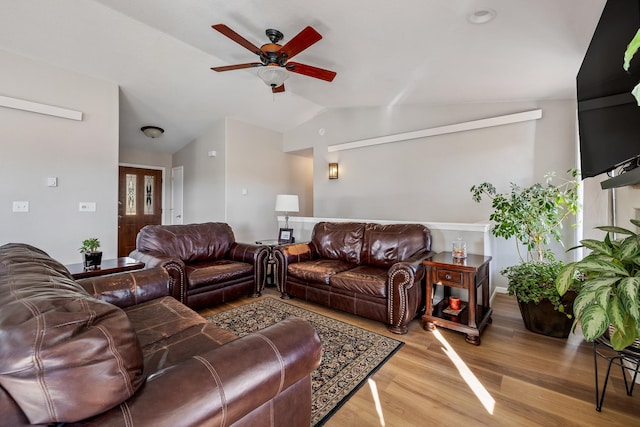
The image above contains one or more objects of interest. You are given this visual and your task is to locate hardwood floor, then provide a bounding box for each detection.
[200,289,640,426]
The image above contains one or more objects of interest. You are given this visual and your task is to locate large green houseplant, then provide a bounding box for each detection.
[471,170,581,336]
[556,220,640,351]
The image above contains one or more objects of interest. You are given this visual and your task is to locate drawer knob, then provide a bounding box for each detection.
[445,274,452,280]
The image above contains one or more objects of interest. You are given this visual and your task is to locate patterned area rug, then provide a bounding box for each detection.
[206,297,403,426]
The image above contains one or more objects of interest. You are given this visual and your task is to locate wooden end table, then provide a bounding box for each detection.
[66,257,145,279]
[422,252,492,345]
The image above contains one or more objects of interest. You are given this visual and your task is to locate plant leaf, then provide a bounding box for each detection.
[623,28,640,71]
[555,263,576,296]
[576,258,630,276]
[618,276,640,322]
[610,316,638,350]
[618,235,640,260]
[632,83,640,106]
[579,304,609,341]
[579,239,613,256]
[596,226,635,235]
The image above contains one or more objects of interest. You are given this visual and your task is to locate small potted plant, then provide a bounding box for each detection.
[556,220,640,351]
[79,237,102,270]
[471,169,581,337]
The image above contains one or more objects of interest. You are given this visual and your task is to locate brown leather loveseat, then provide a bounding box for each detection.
[0,243,321,426]
[129,222,269,309]
[273,222,433,334]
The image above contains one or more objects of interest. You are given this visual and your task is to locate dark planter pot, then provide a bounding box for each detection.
[83,252,103,270]
[517,291,576,338]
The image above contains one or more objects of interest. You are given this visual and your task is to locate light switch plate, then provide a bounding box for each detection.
[47,177,58,187]
[79,202,96,212]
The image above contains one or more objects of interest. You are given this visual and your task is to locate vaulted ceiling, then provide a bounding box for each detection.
[0,0,606,154]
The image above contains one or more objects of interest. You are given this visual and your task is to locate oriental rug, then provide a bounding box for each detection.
[206,297,403,426]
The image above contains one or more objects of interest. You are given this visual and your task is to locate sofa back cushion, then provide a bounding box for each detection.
[136,222,235,262]
[362,224,431,268]
[0,243,145,424]
[311,222,366,264]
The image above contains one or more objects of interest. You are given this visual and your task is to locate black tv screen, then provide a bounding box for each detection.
[577,0,640,178]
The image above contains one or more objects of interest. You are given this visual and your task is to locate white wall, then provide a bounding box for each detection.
[172,119,227,223]
[0,50,119,264]
[172,118,312,243]
[284,99,582,289]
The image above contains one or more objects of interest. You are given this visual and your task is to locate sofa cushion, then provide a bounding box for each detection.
[0,243,145,424]
[330,265,388,298]
[124,296,238,375]
[311,222,366,264]
[185,260,253,289]
[288,259,356,285]
[362,223,429,268]
[136,222,235,262]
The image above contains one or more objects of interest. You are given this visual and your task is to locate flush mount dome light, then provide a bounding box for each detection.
[141,126,164,138]
[467,9,497,24]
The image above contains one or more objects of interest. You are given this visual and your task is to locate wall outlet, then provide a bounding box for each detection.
[12,201,29,212]
[79,202,96,212]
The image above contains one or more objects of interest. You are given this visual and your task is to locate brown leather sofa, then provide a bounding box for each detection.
[273,222,433,334]
[0,243,321,427]
[129,222,269,310]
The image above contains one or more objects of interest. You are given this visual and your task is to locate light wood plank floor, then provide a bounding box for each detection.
[200,289,640,426]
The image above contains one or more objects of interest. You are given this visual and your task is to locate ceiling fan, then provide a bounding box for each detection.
[211,24,337,93]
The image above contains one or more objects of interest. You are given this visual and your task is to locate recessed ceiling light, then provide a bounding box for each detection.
[467,9,497,24]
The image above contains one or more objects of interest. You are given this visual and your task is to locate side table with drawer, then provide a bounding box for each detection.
[421,252,492,345]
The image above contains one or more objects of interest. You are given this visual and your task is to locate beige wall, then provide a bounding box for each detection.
[0,50,119,264]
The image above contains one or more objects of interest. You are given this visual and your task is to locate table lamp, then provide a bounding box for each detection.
[275,194,299,229]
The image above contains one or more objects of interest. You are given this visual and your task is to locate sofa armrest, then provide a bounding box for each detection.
[272,243,314,293]
[129,250,186,303]
[80,317,322,427]
[386,250,434,334]
[228,242,270,295]
[76,267,171,308]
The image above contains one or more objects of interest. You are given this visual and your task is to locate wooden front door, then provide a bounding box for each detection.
[118,166,162,257]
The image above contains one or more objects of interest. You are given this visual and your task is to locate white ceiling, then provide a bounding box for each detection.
[0,0,606,154]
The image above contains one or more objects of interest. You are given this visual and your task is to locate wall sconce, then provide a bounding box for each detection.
[329,163,339,179]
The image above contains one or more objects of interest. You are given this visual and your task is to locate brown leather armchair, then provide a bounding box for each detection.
[129,222,270,309]
[0,243,321,426]
[273,222,433,334]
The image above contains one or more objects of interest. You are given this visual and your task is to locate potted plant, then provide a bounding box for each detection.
[471,169,581,337]
[556,220,640,351]
[79,237,102,270]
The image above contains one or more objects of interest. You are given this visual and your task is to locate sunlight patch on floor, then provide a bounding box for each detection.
[367,378,386,426]
[433,328,496,414]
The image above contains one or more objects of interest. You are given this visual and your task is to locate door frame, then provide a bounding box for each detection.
[119,163,167,225]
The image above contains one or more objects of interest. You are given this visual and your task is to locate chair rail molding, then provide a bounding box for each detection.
[0,95,83,121]
[327,109,542,152]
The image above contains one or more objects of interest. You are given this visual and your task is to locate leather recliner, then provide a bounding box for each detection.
[129,222,270,309]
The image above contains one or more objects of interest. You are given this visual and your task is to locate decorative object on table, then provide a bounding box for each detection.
[275,194,299,240]
[555,219,640,351]
[79,237,102,270]
[449,296,461,310]
[328,162,339,179]
[452,236,467,259]
[471,169,581,338]
[277,227,293,244]
[206,297,403,427]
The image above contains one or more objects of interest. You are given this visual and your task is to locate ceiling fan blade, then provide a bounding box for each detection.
[211,62,261,72]
[272,84,285,93]
[212,24,261,55]
[286,62,336,82]
[279,26,322,60]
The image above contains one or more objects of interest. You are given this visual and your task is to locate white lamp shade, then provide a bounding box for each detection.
[257,66,289,87]
[275,194,299,212]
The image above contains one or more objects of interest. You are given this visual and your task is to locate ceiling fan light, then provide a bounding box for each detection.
[257,66,289,87]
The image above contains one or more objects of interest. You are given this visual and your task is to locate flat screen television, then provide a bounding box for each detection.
[577,0,640,181]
